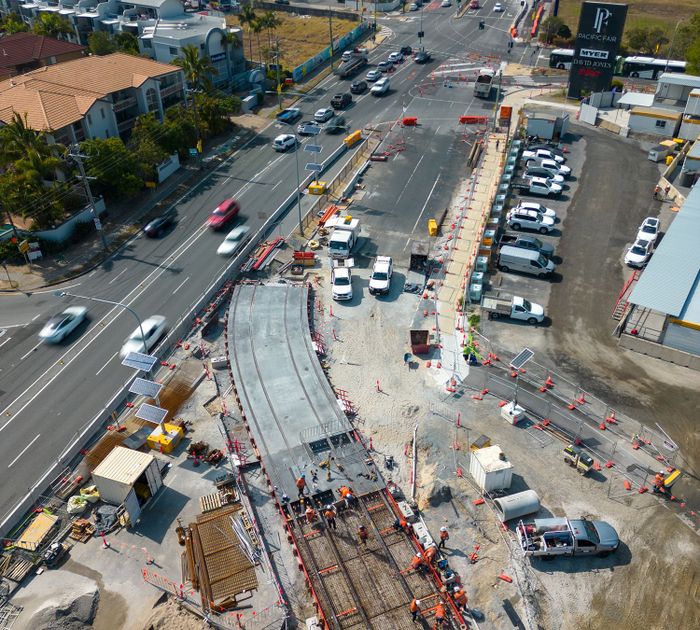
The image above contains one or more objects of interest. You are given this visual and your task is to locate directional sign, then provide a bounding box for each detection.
[189,148,198,157]
[304,144,323,153]
[305,163,323,172]
[18,240,29,254]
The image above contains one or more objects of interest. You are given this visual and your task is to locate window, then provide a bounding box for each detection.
[87,113,92,124]
[200,43,205,50]
[143,40,152,49]
[101,109,105,119]
[655,120,666,128]
[169,47,178,55]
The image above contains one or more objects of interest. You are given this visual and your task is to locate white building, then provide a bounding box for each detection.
[628,106,681,138]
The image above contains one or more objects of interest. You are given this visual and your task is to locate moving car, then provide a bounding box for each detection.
[207,198,240,230]
[369,256,393,295]
[409,2,419,10]
[341,50,353,62]
[506,208,555,234]
[39,306,88,343]
[331,266,353,301]
[275,107,301,124]
[324,115,347,134]
[331,92,352,109]
[387,51,403,63]
[350,80,368,94]
[272,133,296,152]
[143,210,176,237]
[314,107,334,122]
[414,50,431,64]
[636,217,660,244]
[514,201,557,220]
[624,239,652,268]
[370,78,390,95]
[297,120,322,136]
[441,0,452,6]
[469,0,480,8]
[522,148,565,164]
[493,2,504,11]
[366,69,382,81]
[377,60,393,72]
[217,225,250,256]
[400,46,413,56]
[119,315,168,358]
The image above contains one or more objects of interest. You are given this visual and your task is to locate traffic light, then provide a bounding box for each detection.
[479,20,485,30]
[418,31,424,38]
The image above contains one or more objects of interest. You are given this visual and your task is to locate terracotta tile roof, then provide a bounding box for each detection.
[0,33,86,72]
[0,53,181,132]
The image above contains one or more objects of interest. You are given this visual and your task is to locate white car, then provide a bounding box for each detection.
[341,50,353,62]
[636,217,660,244]
[331,267,353,301]
[507,208,555,234]
[272,133,296,152]
[366,69,382,82]
[493,2,504,11]
[369,256,393,295]
[119,315,168,359]
[515,201,557,220]
[525,168,565,184]
[217,225,250,256]
[388,51,403,63]
[314,107,334,122]
[522,148,565,164]
[39,306,88,343]
[370,78,390,95]
[624,239,652,268]
[527,157,571,177]
[409,1,419,9]
[441,0,452,6]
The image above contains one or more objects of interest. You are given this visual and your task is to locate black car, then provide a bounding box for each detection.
[274,0,289,4]
[414,51,431,64]
[325,115,347,134]
[350,80,367,94]
[143,210,176,237]
[331,92,352,109]
[400,45,413,56]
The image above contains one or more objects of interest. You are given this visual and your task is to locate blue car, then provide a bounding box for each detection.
[276,107,301,124]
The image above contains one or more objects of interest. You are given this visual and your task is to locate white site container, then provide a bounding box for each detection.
[469,445,513,492]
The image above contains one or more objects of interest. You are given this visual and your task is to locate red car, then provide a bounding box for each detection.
[207,198,240,230]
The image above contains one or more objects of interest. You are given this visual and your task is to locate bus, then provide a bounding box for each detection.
[618,56,686,79]
[548,48,574,70]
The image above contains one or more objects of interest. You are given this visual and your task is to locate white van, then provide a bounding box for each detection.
[498,245,554,279]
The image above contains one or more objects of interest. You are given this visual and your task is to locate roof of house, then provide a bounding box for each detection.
[0,52,181,131]
[658,73,700,89]
[630,107,682,121]
[0,33,85,73]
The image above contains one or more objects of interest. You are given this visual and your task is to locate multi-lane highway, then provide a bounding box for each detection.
[0,1,533,526]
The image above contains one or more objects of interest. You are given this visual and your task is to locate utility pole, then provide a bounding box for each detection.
[664,20,683,74]
[328,5,334,71]
[492,70,503,131]
[70,145,108,251]
[273,37,282,110]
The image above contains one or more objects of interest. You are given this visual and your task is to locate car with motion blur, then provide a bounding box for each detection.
[350,80,368,94]
[217,225,251,256]
[207,198,240,230]
[143,210,176,237]
[400,45,413,56]
[414,50,431,64]
[297,120,322,136]
[441,0,452,7]
[469,0,480,8]
[370,77,390,95]
[624,239,652,268]
[324,115,347,134]
[39,306,88,343]
[636,217,660,244]
[331,92,352,109]
[275,107,301,124]
[272,133,297,152]
[366,69,382,81]
[314,107,334,122]
[409,2,419,10]
[387,51,403,63]
[119,315,168,358]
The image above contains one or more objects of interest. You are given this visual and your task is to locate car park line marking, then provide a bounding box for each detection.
[0,336,11,349]
[7,434,41,468]
[20,342,41,361]
[96,352,118,376]
[107,268,128,285]
[31,314,40,321]
[412,174,441,234]
[172,276,190,295]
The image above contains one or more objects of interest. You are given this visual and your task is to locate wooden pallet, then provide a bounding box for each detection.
[199,493,224,514]
[1,554,34,582]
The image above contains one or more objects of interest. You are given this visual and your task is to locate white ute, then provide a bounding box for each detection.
[369,256,393,295]
[331,264,353,301]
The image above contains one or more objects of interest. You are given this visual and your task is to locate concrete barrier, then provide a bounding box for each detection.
[618,334,700,371]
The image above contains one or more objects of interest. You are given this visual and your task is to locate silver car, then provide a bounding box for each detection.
[39,306,88,343]
[119,315,168,358]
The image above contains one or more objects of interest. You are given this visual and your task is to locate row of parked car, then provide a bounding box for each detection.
[623,216,660,268]
[331,256,394,301]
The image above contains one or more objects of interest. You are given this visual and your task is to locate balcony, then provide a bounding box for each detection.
[113,95,137,113]
[159,83,183,99]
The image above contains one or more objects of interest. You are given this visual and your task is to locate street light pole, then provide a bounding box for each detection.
[664,20,683,75]
[277,121,305,235]
[55,290,146,345]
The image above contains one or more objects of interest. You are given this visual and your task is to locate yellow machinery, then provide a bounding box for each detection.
[428,219,438,237]
[563,444,594,475]
[147,423,184,454]
[343,130,362,148]
[308,181,327,195]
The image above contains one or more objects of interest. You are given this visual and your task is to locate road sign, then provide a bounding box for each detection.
[304,144,323,153]
[18,240,29,254]
[305,163,323,172]
[93,218,102,231]
[189,148,198,157]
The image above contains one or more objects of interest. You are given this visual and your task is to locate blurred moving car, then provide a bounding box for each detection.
[143,210,176,237]
[217,225,251,256]
[275,107,301,124]
[39,306,88,343]
[119,315,168,358]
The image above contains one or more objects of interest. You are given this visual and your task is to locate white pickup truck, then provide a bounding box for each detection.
[512,177,562,197]
[516,517,620,558]
[369,256,393,295]
[482,295,544,324]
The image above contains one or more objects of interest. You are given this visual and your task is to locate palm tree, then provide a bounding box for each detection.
[260,11,282,51]
[32,13,73,40]
[238,5,257,61]
[251,18,265,65]
[220,30,242,89]
[0,112,63,169]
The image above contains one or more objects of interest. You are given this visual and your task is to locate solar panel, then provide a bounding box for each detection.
[129,377,163,399]
[509,348,534,371]
[121,351,159,372]
[135,403,168,425]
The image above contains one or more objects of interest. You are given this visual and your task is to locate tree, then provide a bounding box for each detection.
[133,136,168,182]
[220,30,242,87]
[114,32,140,55]
[251,18,265,65]
[0,112,64,175]
[174,43,217,93]
[0,13,29,35]
[687,38,700,76]
[626,26,669,55]
[674,13,700,59]
[88,31,117,56]
[539,16,571,45]
[194,93,241,137]
[260,11,282,51]
[80,137,143,199]
[131,112,194,159]
[238,5,257,61]
[32,13,73,39]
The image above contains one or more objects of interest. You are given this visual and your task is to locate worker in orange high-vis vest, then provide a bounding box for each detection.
[409,598,422,622]
[438,526,449,549]
[435,602,446,627]
[453,586,468,613]
[424,545,437,564]
[358,525,369,545]
[409,552,424,572]
[305,505,317,524]
[296,473,307,498]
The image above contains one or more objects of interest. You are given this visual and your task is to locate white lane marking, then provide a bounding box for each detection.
[88,271,97,278]
[31,314,40,321]
[172,276,190,295]
[0,322,26,329]
[395,155,425,206]
[0,336,12,349]
[412,174,441,234]
[8,434,41,468]
[271,180,283,191]
[107,268,128,285]
[96,351,118,376]
[20,342,41,361]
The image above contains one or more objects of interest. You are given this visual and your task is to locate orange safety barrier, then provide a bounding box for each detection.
[318,204,340,227]
[402,116,418,126]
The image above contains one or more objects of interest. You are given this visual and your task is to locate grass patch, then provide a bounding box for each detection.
[226,11,358,70]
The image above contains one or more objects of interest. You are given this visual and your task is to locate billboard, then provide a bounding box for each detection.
[567,2,628,99]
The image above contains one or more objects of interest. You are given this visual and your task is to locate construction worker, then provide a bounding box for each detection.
[324,505,337,530]
[358,525,369,545]
[296,473,307,498]
[453,586,469,613]
[305,505,317,524]
[409,598,422,622]
[339,485,356,510]
[424,545,438,564]
[653,471,666,493]
[409,552,424,572]
[438,526,449,549]
[435,602,446,627]
[393,517,409,534]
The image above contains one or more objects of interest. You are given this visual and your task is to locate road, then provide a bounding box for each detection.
[0,0,527,526]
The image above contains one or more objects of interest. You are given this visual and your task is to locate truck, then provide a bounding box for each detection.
[335,50,368,79]
[481,294,544,324]
[473,68,494,98]
[516,517,620,558]
[326,215,360,258]
[511,176,562,197]
[369,256,393,295]
[498,233,554,257]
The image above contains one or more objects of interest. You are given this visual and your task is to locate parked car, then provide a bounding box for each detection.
[526,157,571,177]
[119,315,168,358]
[414,50,431,64]
[370,78,390,95]
[217,225,250,256]
[275,107,301,124]
[522,148,565,164]
[377,60,393,73]
[143,210,176,237]
[272,133,296,152]
[366,69,382,81]
[388,51,403,63]
[624,239,652,267]
[514,201,557,220]
[207,198,240,229]
[369,256,393,295]
[441,0,452,6]
[400,46,413,56]
[331,266,353,301]
[331,92,352,109]
[507,208,555,234]
[525,167,565,184]
[636,217,660,244]
[350,80,368,94]
[526,142,565,157]
[39,306,88,343]
[314,107,334,122]
[297,120,322,136]
[498,246,555,279]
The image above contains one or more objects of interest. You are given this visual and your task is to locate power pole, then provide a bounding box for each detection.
[328,5,334,71]
[274,38,282,110]
[70,145,108,251]
[492,70,503,131]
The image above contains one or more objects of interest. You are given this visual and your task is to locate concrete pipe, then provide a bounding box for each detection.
[493,490,540,522]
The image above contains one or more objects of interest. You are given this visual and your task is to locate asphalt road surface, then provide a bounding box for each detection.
[0,1,530,524]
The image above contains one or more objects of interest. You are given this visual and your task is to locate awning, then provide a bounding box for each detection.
[617,92,654,107]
